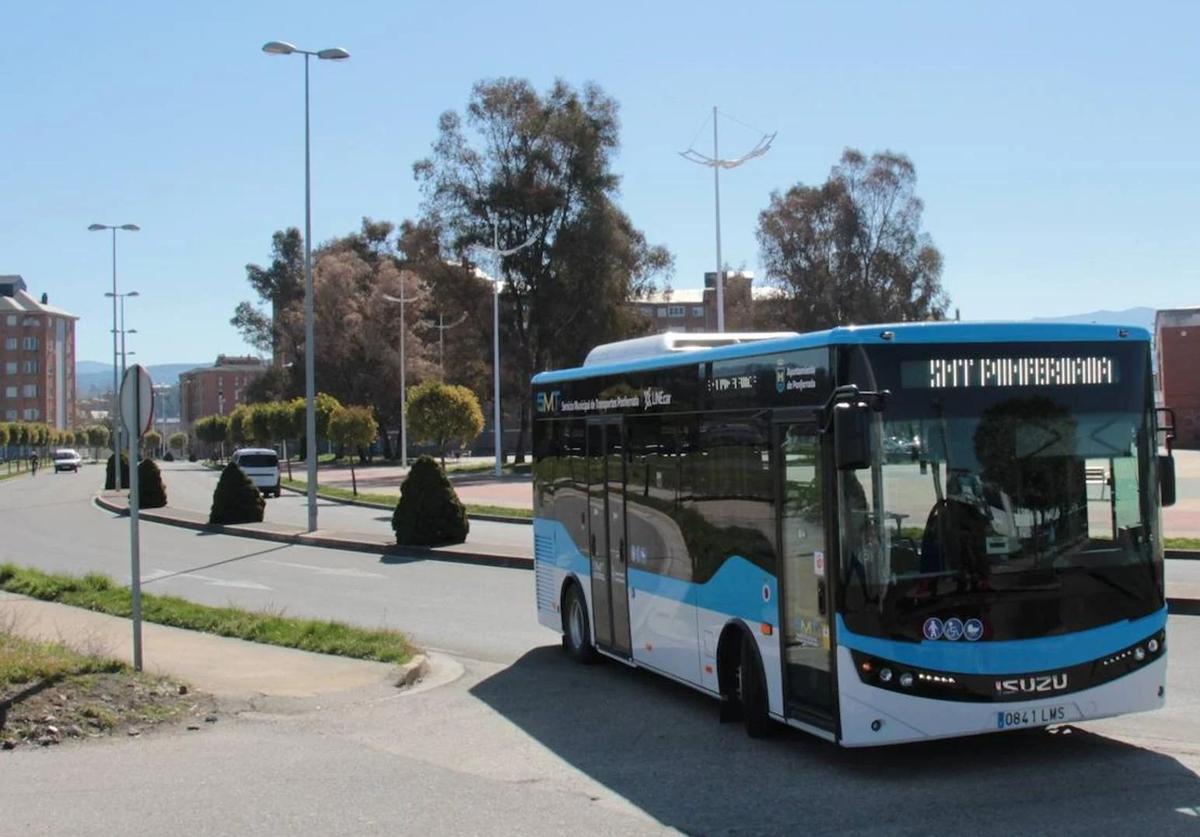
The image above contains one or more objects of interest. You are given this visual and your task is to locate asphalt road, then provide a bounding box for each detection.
[3,465,1200,835]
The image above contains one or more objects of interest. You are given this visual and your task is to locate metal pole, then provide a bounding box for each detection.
[712,105,725,333]
[399,289,407,468]
[119,298,127,377]
[111,229,122,490]
[127,381,143,671]
[493,223,502,477]
[303,53,318,533]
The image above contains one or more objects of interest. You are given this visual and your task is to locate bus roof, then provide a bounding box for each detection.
[531,321,1152,385]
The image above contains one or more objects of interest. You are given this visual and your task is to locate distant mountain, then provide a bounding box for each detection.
[75,361,205,397]
[1031,307,1156,333]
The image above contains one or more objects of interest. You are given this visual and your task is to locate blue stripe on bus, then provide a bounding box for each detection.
[532,322,1150,384]
[533,518,779,625]
[836,607,1167,675]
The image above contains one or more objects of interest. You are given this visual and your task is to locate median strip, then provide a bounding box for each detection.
[279,478,533,521]
[0,564,412,664]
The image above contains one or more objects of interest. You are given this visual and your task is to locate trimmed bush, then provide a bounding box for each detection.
[392,456,469,546]
[104,453,130,490]
[137,458,168,509]
[209,462,265,525]
[163,451,175,462]
[187,452,197,462]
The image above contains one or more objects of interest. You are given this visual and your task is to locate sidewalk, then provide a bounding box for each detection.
[0,592,407,702]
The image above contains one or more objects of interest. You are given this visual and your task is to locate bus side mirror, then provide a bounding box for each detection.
[1159,454,1176,508]
[834,402,871,470]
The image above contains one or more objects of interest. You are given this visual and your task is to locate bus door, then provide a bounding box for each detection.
[587,418,631,657]
[774,418,836,725]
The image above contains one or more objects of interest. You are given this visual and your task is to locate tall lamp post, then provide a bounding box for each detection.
[381,290,417,468]
[106,290,139,376]
[679,108,775,332]
[479,220,536,477]
[262,40,350,533]
[89,223,139,489]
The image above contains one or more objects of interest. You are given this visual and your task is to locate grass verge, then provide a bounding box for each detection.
[1165,537,1200,550]
[1,631,211,749]
[0,564,412,664]
[281,478,533,520]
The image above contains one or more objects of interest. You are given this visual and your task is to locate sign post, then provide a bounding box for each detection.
[119,364,154,671]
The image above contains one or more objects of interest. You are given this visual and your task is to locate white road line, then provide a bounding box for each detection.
[260,559,386,579]
[144,568,273,590]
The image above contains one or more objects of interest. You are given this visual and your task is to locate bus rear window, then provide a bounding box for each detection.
[237,454,278,468]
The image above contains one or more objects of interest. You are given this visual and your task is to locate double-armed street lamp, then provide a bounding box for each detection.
[261,40,349,533]
[89,223,139,489]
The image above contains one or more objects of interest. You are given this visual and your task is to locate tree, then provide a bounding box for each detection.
[104,453,130,491]
[392,456,469,545]
[756,148,949,332]
[226,404,252,448]
[86,425,109,462]
[406,380,485,469]
[168,431,188,457]
[231,228,305,363]
[209,461,266,525]
[414,78,672,461]
[142,430,162,457]
[267,401,297,480]
[248,403,274,447]
[194,415,230,460]
[327,405,379,495]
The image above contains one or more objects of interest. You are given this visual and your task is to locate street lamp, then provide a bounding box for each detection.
[262,39,349,533]
[478,220,536,477]
[105,290,139,377]
[89,222,139,490]
[382,291,417,468]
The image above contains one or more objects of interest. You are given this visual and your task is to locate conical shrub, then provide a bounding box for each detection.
[209,462,265,525]
[137,458,168,509]
[104,453,130,490]
[392,456,469,546]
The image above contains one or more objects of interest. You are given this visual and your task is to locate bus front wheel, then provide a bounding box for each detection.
[739,633,771,738]
[562,583,598,664]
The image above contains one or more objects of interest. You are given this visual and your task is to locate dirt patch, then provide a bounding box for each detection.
[1,647,218,751]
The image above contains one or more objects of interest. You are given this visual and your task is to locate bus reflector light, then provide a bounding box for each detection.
[760,623,773,636]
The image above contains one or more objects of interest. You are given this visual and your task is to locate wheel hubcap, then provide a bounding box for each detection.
[569,598,584,649]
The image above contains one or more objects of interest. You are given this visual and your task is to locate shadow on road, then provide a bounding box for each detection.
[471,647,1200,835]
[140,543,293,586]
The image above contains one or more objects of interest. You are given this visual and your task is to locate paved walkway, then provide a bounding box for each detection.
[0,592,407,702]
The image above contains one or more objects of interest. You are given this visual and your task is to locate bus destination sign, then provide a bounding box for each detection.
[901,356,1118,390]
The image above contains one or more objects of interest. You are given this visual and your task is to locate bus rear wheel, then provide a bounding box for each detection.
[562,583,598,664]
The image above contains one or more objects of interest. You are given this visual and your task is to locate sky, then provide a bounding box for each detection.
[2,0,1198,366]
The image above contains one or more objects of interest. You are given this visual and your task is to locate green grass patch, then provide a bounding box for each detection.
[0,632,122,688]
[0,564,412,664]
[282,478,533,519]
[1165,537,1200,550]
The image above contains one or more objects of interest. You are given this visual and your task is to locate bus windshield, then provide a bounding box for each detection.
[838,341,1163,643]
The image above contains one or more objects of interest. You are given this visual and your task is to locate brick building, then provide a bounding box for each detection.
[629,271,759,332]
[1156,307,1200,449]
[0,275,77,429]
[178,355,268,430]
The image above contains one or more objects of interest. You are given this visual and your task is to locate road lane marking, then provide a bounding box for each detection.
[260,559,385,579]
[144,568,273,590]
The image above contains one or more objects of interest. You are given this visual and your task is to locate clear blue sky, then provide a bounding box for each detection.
[3,0,1197,366]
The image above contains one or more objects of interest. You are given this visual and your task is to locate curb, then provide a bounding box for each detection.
[395,653,430,688]
[1166,549,1200,561]
[93,494,534,571]
[278,482,534,526]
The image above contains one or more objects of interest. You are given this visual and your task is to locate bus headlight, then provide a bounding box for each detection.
[1148,638,1159,654]
[879,668,893,683]
[899,672,914,688]
[1134,646,1146,662]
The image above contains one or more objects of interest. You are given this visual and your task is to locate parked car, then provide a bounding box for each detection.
[52,449,83,473]
[231,448,281,497]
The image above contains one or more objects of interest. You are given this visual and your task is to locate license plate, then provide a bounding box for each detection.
[996,706,1066,730]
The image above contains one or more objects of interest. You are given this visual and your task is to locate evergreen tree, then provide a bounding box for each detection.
[209,462,266,525]
[392,456,469,545]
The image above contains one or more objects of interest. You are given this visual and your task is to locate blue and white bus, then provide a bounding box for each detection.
[531,323,1176,746]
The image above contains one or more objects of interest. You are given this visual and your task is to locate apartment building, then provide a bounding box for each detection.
[178,355,268,430]
[628,271,762,332]
[1156,306,1200,449]
[0,275,77,429]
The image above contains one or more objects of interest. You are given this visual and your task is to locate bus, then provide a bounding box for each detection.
[530,323,1176,746]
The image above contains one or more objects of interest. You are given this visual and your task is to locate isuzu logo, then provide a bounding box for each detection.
[994,673,1068,695]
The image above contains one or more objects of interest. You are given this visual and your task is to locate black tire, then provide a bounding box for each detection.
[562,583,598,664]
[740,633,771,738]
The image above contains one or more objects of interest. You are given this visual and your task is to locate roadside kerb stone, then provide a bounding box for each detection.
[93,492,534,570]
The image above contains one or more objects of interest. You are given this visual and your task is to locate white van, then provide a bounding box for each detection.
[231,448,281,498]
